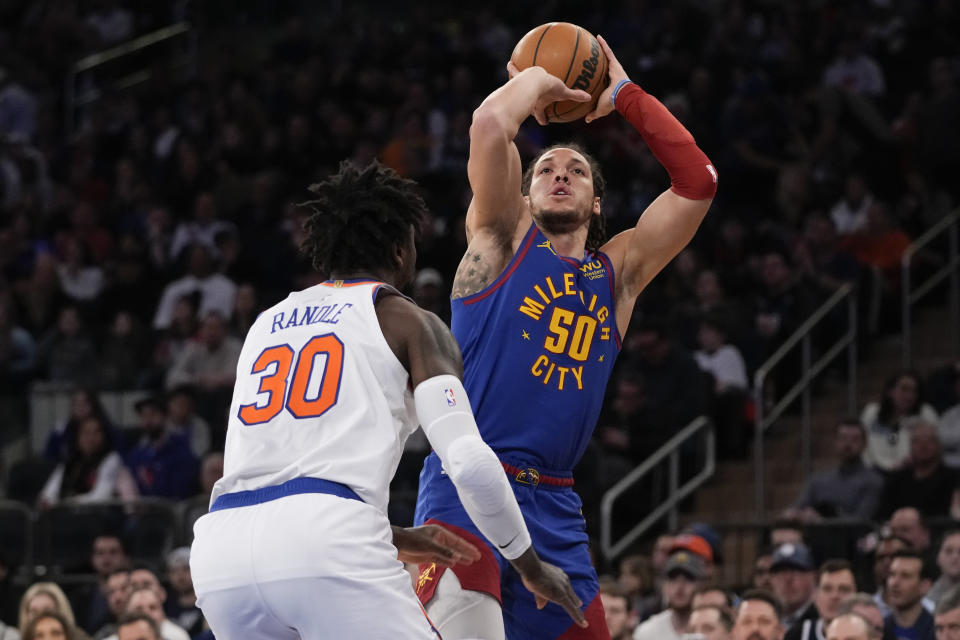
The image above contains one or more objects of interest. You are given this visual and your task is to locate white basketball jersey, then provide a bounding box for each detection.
[212,280,418,514]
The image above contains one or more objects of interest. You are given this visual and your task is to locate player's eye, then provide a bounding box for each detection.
[540,168,551,174]
[574,168,584,174]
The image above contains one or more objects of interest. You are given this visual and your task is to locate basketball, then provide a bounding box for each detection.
[510,22,609,123]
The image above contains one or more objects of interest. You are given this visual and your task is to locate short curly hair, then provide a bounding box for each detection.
[299,161,428,276]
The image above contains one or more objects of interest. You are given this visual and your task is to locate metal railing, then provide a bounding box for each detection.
[901,211,960,367]
[600,416,714,562]
[64,22,195,136]
[754,283,858,518]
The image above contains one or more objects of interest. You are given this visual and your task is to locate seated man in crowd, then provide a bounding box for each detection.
[784,419,884,522]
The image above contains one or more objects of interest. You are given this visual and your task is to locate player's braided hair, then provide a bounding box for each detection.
[521,142,607,254]
[299,160,427,276]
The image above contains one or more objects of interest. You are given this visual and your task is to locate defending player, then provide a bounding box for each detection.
[413,36,718,638]
[189,161,585,639]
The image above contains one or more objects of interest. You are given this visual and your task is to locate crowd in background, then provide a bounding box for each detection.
[1,0,960,638]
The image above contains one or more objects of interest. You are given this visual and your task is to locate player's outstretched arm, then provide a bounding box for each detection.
[376,294,586,627]
[587,36,718,330]
[466,66,590,241]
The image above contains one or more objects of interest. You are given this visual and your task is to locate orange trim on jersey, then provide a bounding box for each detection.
[319,279,384,288]
[418,601,443,639]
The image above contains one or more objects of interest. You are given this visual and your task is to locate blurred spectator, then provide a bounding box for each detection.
[873,534,911,617]
[103,588,187,640]
[770,543,817,628]
[652,535,676,577]
[152,245,236,331]
[123,396,196,500]
[83,0,133,45]
[13,253,64,337]
[91,569,130,640]
[693,587,735,614]
[836,594,887,640]
[0,67,37,143]
[164,310,240,429]
[43,390,112,464]
[928,531,960,606]
[22,611,74,640]
[57,235,104,306]
[754,548,775,592]
[694,314,749,458]
[162,549,200,637]
[164,311,240,391]
[933,588,960,640]
[167,193,233,264]
[771,520,807,548]
[825,614,872,640]
[594,374,650,476]
[17,584,83,639]
[784,419,883,522]
[785,560,857,640]
[0,297,36,391]
[228,284,258,340]
[861,371,939,472]
[618,554,658,623]
[695,315,748,395]
[114,614,160,640]
[822,39,886,99]
[634,552,705,640]
[164,387,210,458]
[412,268,449,325]
[688,605,734,640]
[600,578,636,640]
[793,213,862,297]
[37,415,137,507]
[884,551,935,640]
[830,175,875,236]
[670,534,717,583]
[98,312,150,390]
[150,297,197,378]
[878,422,958,518]
[841,202,911,308]
[746,248,816,396]
[732,590,784,640]
[629,319,710,441]
[73,535,129,634]
[888,508,932,553]
[938,369,960,467]
[36,307,97,384]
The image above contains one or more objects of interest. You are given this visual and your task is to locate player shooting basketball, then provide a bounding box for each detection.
[413,35,718,639]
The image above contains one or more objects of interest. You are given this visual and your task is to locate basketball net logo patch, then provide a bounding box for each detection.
[444,388,457,407]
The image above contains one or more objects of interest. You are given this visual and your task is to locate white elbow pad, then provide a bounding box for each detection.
[415,375,531,559]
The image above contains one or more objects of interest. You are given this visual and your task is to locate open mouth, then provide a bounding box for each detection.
[550,186,571,196]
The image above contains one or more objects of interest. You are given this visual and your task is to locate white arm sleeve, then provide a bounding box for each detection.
[415,374,532,560]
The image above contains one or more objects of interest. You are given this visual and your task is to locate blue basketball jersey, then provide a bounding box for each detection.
[451,222,620,471]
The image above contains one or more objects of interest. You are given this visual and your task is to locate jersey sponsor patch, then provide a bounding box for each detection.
[444,388,457,407]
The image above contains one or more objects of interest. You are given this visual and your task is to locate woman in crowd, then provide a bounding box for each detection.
[861,370,939,472]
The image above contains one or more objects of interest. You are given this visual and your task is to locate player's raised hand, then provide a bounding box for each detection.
[511,548,588,628]
[392,524,482,567]
[506,62,591,126]
[585,35,630,124]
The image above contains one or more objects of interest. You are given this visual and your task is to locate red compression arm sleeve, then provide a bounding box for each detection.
[615,83,718,200]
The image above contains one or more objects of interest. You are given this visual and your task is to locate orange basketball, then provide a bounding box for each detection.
[510,22,609,124]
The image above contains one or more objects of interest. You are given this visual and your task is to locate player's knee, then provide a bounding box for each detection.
[446,436,509,516]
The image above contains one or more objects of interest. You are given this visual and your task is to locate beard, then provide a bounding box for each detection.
[746,633,767,640]
[531,204,592,235]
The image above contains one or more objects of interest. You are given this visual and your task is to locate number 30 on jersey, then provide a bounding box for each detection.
[237,334,344,425]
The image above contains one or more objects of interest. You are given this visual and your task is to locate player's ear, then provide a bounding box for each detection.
[593,197,601,215]
[524,195,531,207]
